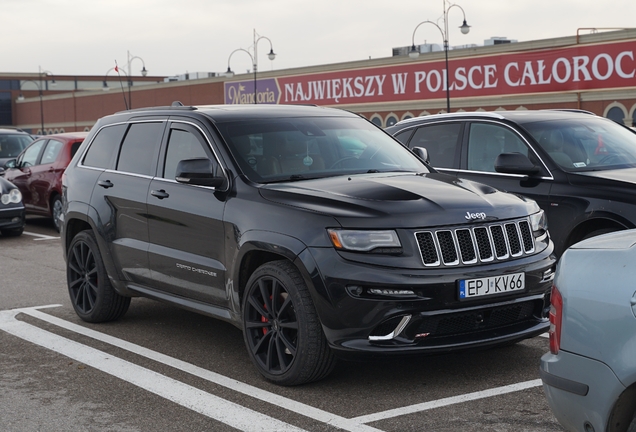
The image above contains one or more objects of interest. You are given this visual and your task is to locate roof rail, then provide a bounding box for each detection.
[392,111,505,127]
[544,109,595,115]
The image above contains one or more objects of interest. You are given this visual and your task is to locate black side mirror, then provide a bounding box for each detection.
[175,158,225,188]
[412,146,430,164]
[495,152,541,176]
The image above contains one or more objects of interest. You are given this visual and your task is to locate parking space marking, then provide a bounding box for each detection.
[1,305,548,432]
[350,379,543,424]
[5,305,382,432]
[0,306,307,432]
[23,231,60,241]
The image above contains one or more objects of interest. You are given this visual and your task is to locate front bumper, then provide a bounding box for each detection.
[306,245,556,357]
[541,350,625,432]
[0,206,25,231]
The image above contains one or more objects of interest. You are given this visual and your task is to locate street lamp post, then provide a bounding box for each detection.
[409,0,470,112]
[126,51,148,109]
[225,31,276,104]
[252,29,276,104]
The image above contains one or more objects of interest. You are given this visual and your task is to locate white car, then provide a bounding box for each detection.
[540,230,636,432]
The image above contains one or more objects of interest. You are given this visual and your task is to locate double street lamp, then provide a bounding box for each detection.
[225,30,276,104]
[409,0,471,112]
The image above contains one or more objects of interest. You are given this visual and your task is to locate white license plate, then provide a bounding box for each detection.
[459,272,525,299]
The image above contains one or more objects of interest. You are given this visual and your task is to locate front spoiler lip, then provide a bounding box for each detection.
[330,319,549,358]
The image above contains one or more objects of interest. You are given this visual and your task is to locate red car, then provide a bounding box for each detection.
[4,132,87,231]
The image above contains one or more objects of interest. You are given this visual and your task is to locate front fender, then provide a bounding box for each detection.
[228,230,332,322]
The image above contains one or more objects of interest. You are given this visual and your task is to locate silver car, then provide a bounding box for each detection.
[540,231,636,432]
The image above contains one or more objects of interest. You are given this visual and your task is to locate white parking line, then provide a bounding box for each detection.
[23,231,60,241]
[350,379,543,424]
[0,307,307,432]
[0,305,548,432]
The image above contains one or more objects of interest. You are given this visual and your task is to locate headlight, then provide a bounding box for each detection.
[1,188,22,205]
[529,209,547,232]
[328,229,401,252]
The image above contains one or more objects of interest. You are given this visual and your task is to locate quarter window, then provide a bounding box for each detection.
[117,122,164,176]
[83,124,127,169]
[467,123,530,172]
[408,123,462,168]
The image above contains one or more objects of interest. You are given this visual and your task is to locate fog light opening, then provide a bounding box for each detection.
[11,217,21,223]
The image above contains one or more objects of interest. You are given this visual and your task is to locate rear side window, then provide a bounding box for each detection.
[83,124,127,169]
[116,122,164,176]
[41,139,64,164]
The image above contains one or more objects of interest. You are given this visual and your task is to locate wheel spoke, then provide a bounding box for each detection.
[279,332,296,358]
[277,295,293,318]
[258,279,272,313]
[271,280,281,316]
[248,295,270,319]
[265,332,277,371]
[279,320,298,331]
[245,319,271,330]
[274,334,291,369]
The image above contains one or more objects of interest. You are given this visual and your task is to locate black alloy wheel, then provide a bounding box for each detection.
[242,260,335,386]
[67,230,130,323]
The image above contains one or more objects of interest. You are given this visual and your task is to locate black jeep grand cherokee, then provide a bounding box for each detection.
[61,104,555,385]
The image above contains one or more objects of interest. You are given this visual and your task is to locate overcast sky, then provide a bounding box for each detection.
[3,0,635,78]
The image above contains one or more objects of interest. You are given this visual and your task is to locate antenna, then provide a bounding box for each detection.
[114,60,129,110]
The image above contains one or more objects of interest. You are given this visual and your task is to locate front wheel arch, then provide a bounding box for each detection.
[565,218,627,250]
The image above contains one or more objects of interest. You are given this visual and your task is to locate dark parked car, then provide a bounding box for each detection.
[3,132,87,231]
[0,176,25,237]
[386,110,636,256]
[61,103,556,385]
[0,128,34,170]
[541,230,636,432]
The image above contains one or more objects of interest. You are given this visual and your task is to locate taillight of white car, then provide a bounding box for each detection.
[549,285,563,354]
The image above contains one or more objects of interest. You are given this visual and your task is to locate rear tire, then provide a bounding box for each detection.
[242,260,336,385]
[66,230,130,322]
[51,195,63,232]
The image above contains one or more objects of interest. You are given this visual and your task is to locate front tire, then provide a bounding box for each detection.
[66,230,130,322]
[242,260,336,386]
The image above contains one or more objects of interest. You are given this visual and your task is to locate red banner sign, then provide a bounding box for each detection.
[276,40,636,105]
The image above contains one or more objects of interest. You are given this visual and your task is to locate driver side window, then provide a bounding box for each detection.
[163,127,214,180]
[19,140,47,168]
[467,123,531,172]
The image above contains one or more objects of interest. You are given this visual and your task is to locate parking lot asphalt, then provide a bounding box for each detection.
[0,217,564,431]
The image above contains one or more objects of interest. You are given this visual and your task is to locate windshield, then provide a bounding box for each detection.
[215,116,428,183]
[523,117,636,171]
[0,134,34,159]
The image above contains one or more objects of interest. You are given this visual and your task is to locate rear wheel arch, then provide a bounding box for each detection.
[608,383,636,432]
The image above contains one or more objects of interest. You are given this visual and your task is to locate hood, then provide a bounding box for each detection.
[570,167,636,187]
[259,172,538,228]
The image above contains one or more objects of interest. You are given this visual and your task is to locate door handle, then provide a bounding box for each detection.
[151,189,169,199]
[97,180,114,188]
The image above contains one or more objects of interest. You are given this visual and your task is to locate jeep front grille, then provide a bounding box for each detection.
[415,218,535,267]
